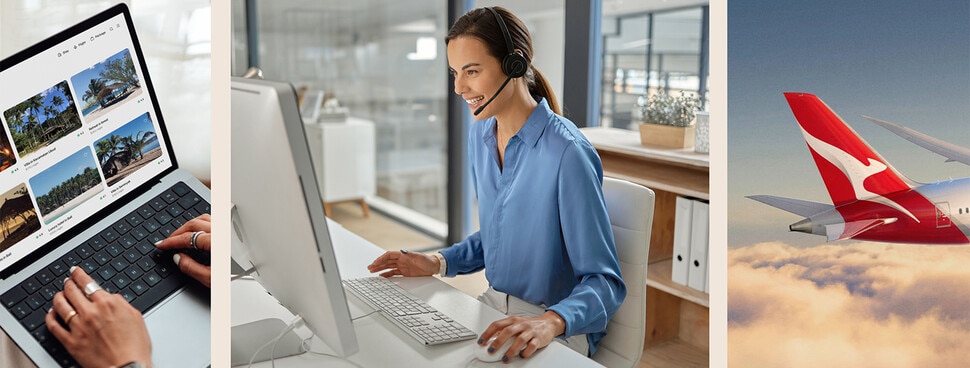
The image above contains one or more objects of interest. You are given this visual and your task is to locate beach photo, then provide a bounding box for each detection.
[94,112,161,187]
[0,183,41,253]
[70,48,143,122]
[3,81,83,159]
[29,147,104,225]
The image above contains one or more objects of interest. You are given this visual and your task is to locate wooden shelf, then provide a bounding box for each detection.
[581,127,709,200]
[581,127,710,169]
[647,259,709,308]
[640,339,709,368]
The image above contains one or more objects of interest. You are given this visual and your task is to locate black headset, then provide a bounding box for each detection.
[473,7,528,116]
[488,7,528,78]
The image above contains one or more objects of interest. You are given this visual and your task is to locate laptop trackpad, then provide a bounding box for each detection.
[144,283,210,367]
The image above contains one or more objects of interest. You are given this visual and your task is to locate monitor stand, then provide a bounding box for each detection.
[230,318,305,366]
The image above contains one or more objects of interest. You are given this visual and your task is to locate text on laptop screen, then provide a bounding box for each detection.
[0,13,173,272]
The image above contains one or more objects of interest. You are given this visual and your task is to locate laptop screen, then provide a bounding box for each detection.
[0,5,175,273]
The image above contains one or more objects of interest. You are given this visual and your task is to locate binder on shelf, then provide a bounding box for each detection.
[688,200,709,292]
[671,196,693,286]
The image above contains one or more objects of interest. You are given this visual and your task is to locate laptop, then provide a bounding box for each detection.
[0,4,210,367]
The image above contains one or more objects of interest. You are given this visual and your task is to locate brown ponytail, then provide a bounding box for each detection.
[527,65,561,115]
[446,7,561,115]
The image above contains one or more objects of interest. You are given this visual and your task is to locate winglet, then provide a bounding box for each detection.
[863,115,970,166]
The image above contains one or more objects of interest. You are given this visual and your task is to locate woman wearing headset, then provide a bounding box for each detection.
[368,6,625,363]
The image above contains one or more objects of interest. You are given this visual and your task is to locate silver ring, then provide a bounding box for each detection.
[83,281,102,297]
[190,231,204,249]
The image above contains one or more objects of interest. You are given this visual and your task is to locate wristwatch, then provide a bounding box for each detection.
[432,252,447,275]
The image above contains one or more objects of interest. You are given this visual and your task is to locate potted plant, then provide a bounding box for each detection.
[633,92,701,149]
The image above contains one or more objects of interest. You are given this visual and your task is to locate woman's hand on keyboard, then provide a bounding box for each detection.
[46,267,152,368]
[155,214,211,288]
[367,250,438,277]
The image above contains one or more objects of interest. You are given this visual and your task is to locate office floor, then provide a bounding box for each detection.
[330,201,689,367]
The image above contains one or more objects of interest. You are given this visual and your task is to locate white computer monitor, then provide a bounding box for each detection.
[229,77,359,357]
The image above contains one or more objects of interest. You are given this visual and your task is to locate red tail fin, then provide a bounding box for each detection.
[783,92,912,207]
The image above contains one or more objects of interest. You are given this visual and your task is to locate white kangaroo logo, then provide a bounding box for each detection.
[800,128,919,223]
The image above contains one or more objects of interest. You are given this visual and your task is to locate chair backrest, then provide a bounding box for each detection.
[593,177,655,368]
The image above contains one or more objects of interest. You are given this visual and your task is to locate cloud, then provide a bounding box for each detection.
[729,242,970,367]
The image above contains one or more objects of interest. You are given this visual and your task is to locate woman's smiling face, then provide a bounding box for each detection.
[447,36,511,118]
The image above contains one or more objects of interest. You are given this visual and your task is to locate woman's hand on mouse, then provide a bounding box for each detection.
[477,311,566,363]
[154,214,211,288]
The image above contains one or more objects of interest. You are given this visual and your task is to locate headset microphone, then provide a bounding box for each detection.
[473,7,528,117]
[474,74,512,116]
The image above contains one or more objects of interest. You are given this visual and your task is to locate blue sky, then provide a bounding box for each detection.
[728,0,970,247]
[30,147,98,198]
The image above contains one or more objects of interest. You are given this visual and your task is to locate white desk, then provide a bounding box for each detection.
[231,221,603,367]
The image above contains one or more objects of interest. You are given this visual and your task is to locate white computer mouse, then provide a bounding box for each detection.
[474,336,521,363]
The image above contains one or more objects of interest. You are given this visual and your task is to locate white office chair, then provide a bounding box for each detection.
[593,177,655,368]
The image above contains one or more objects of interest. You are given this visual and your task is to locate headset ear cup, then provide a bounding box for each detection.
[503,52,528,78]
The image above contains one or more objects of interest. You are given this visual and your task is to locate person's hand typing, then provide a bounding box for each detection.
[367,250,438,277]
[46,267,152,368]
[154,214,211,288]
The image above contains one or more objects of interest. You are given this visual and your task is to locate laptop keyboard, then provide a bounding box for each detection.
[0,182,209,368]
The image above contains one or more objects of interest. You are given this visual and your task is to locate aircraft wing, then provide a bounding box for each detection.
[747,195,832,217]
[863,115,970,166]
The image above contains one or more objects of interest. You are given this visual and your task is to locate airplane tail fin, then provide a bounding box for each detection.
[783,92,914,207]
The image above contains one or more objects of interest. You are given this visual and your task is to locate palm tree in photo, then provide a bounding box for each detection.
[96,139,116,164]
[123,131,156,160]
[83,79,106,103]
[83,78,107,106]
[108,135,126,159]
[24,95,45,150]
[57,82,75,108]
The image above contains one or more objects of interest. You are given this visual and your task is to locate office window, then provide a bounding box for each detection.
[233,0,451,237]
[600,6,709,131]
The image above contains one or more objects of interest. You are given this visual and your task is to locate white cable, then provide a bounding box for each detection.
[293,311,384,368]
[299,336,366,368]
[351,309,380,321]
[247,316,305,368]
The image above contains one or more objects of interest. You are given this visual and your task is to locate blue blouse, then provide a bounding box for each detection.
[439,97,625,355]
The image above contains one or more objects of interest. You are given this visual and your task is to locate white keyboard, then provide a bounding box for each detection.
[343,277,477,345]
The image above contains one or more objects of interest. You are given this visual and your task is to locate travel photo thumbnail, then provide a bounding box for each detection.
[0,184,41,253]
[29,148,104,225]
[70,48,143,122]
[0,120,17,174]
[3,81,83,160]
[94,112,161,187]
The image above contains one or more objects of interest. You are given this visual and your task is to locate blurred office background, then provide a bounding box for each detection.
[0,0,212,184]
[231,0,709,248]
